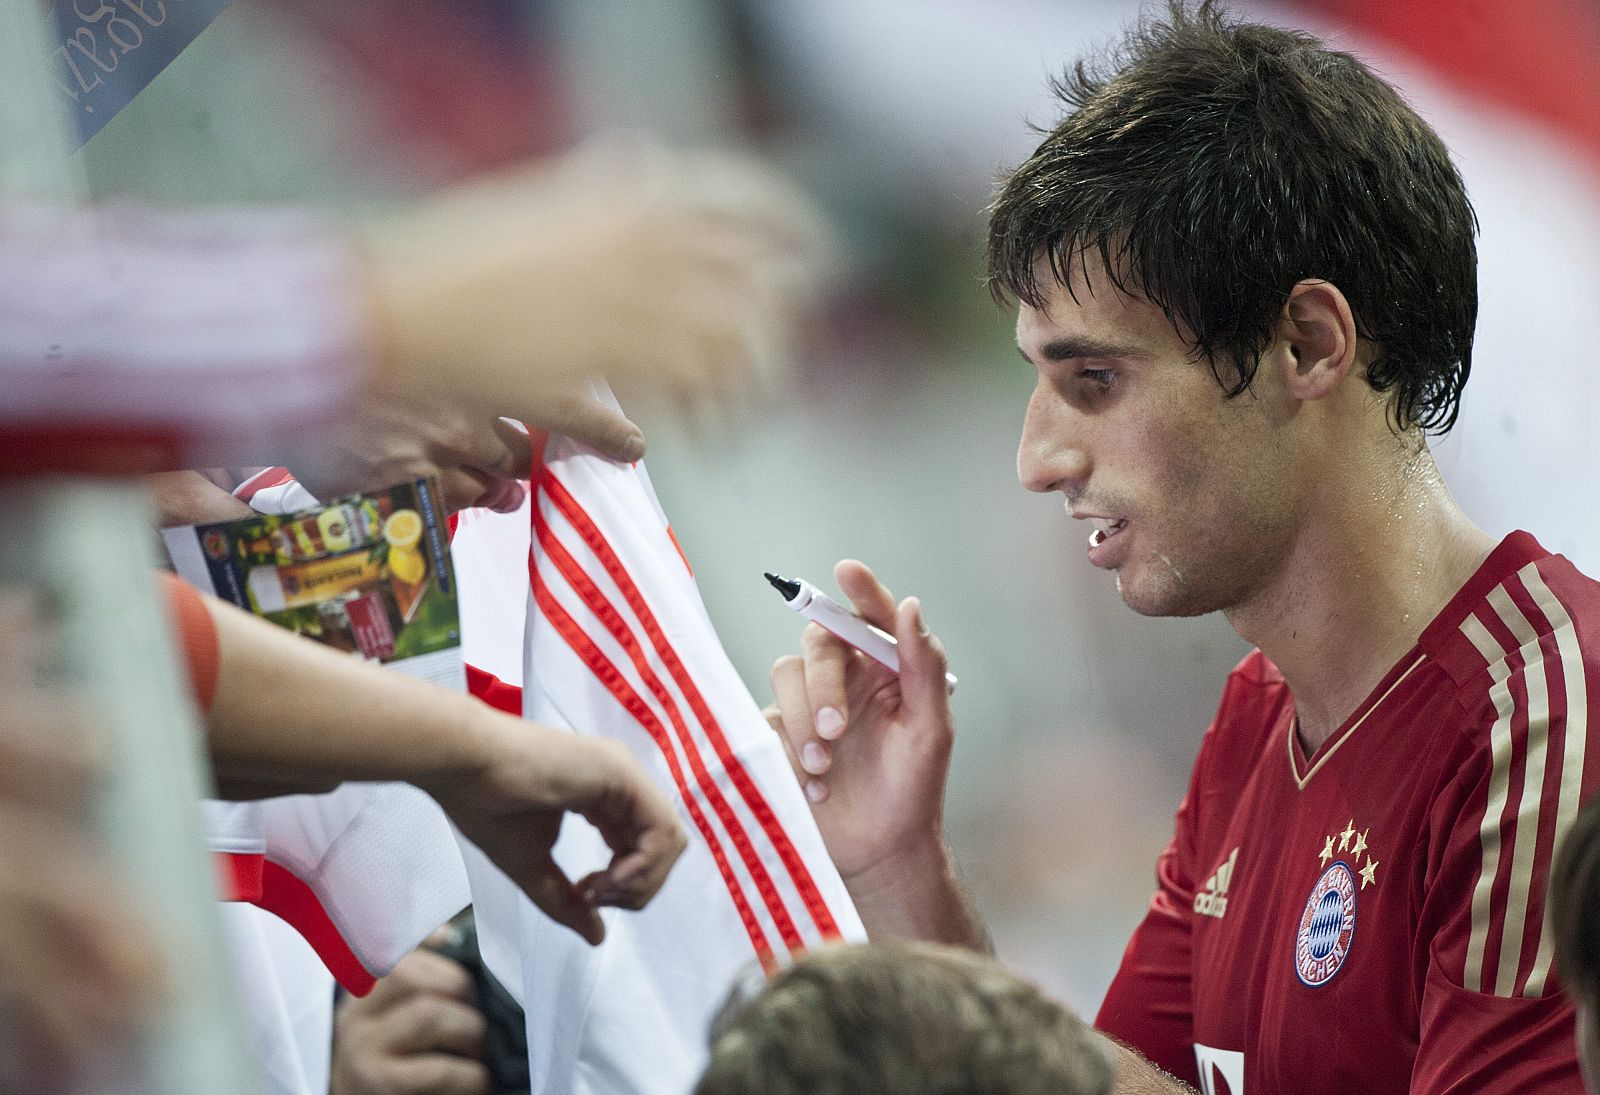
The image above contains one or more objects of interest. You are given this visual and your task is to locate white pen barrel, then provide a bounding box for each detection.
[807,593,903,673]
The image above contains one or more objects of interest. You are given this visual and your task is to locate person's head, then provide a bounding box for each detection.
[1551,799,1600,1091]
[989,1,1478,618]
[694,941,1113,1095]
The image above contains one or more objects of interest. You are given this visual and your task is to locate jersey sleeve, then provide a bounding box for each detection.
[0,204,373,476]
[1409,690,1597,1094]
[1094,736,1204,1086]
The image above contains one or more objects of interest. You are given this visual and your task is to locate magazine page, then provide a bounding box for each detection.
[164,478,463,690]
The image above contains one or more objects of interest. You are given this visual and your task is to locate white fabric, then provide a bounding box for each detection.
[244,786,469,976]
[219,905,336,1095]
[451,397,865,1095]
[204,799,266,858]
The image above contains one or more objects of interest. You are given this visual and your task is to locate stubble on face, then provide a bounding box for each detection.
[1020,270,1300,620]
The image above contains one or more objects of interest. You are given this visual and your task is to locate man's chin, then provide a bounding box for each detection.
[1115,564,1219,619]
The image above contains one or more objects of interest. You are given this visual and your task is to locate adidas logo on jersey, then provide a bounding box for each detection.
[1194,847,1240,919]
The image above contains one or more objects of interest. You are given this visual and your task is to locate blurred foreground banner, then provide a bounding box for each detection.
[48,0,233,148]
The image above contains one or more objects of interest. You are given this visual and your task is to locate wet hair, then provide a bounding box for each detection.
[1551,797,1600,1006]
[694,941,1113,1095]
[986,1,1478,433]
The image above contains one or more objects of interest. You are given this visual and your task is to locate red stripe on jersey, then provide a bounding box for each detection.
[534,495,807,953]
[667,525,693,576]
[541,472,842,943]
[528,548,778,972]
[258,860,377,996]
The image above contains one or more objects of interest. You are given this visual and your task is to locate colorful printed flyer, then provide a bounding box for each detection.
[164,478,463,690]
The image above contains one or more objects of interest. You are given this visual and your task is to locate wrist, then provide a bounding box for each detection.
[841,833,950,892]
[843,838,986,950]
[409,698,503,807]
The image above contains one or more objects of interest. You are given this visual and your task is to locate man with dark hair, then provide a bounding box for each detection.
[694,941,1113,1095]
[766,3,1600,1091]
[1552,800,1600,1093]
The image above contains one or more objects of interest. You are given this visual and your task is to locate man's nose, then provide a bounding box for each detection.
[1016,384,1090,494]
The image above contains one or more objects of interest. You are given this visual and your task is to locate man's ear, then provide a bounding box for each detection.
[1274,279,1358,405]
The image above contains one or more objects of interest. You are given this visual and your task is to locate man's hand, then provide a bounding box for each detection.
[330,941,489,1095]
[202,593,689,943]
[294,389,644,515]
[291,392,510,515]
[426,721,688,946]
[766,561,984,946]
[144,471,254,527]
[366,143,833,425]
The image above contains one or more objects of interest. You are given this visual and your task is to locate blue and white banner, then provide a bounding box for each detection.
[48,0,233,149]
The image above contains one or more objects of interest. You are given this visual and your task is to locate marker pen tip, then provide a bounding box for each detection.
[764,572,801,600]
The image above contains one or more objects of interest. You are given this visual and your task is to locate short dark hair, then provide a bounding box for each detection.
[693,941,1112,1095]
[986,1,1478,433]
[1551,798,1600,1004]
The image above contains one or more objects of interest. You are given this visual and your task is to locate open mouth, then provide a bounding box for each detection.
[1087,517,1129,549]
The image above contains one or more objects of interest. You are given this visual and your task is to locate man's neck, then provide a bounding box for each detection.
[1225,446,1496,754]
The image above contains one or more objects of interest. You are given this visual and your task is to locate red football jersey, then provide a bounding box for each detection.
[1097,532,1600,1093]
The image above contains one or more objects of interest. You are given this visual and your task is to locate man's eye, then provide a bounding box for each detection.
[1079,368,1116,389]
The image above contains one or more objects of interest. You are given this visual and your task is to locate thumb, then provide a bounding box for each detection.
[524,852,606,946]
[537,394,646,463]
[895,596,950,717]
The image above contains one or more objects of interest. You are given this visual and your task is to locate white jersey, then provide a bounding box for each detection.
[452,398,864,1095]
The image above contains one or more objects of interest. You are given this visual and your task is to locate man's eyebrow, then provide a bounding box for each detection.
[1020,336,1142,364]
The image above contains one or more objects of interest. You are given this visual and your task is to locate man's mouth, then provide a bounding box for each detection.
[1087,517,1129,549]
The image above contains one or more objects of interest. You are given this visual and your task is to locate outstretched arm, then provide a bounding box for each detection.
[182,580,686,944]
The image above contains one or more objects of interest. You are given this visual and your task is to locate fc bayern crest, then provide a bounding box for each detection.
[1294,861,1357,987]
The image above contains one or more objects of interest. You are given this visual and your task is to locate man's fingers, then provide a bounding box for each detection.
[761,703,805,783]
[526,855,606,946]
[834,559,898,630]
[894,597,953,720]
[379,993,488,1060]
[769,653,817,760]
[582,773,687,910]
[526,394,646,463]
[362,948,478,1015]
[441,411,534,482]
[800,623,851,749]
[384,1056,492,1095]
[435,467,497,515]
[770,656,828,803]
[578,824,680,912]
